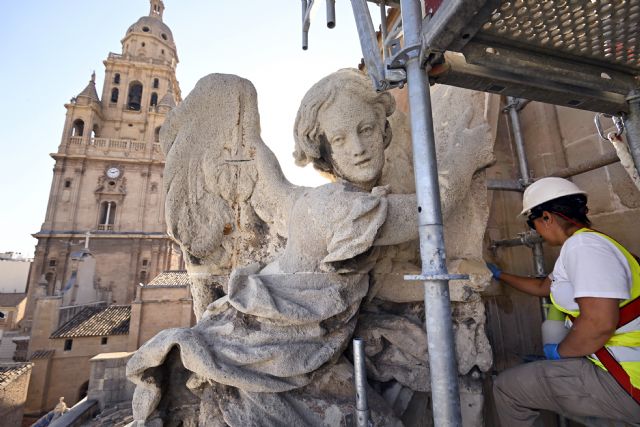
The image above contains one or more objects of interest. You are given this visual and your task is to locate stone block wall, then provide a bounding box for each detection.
[554,106,640,252]
[28,297,62,356]
[127,286,192,351]
[25,356,53,415]
[87,352,134,411]
[46,336,129,410]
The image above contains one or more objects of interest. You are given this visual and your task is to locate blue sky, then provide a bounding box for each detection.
[0,1,380,257]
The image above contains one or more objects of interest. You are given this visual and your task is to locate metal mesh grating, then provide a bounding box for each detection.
[480,0,640,72]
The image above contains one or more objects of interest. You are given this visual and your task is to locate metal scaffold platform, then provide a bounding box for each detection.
[423,0,639,115]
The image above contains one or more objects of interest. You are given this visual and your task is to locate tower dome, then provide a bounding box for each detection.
[121,0,178,63]
[125,16,175,48]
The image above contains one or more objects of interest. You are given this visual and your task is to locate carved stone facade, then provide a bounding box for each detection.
[25,0,183,325]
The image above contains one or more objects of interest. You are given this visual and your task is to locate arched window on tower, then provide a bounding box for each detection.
[153,78,159,89]
[113,73,120,84]
[111,88,119,103]
[154,126,161,143]
[127,82,143,111]
[99,201,117,230]
[150,92,158,107]
[71,119,84,137]
[45,272,55,295]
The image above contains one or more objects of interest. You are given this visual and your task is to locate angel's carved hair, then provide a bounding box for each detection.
[293,69,396,173]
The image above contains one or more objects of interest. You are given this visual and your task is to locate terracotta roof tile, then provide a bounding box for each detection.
[0,293,26,307]
[0,363,33,389]
[145,270,190,288]
[50,305,131,338]
[30,349,55,360]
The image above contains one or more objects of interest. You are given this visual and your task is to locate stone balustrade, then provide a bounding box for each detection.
[107,52,173,67]
[65,137,163,158]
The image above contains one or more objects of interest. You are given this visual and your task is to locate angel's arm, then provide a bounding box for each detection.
[374,194,418,246]
[251,138,306,236]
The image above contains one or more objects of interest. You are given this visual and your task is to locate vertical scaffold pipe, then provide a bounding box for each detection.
[399,0,462,425]
[624,89,640,178]
[353,338,370,427]
[301,0,310,50]
[326,0,336,28]
[506,96,530,185]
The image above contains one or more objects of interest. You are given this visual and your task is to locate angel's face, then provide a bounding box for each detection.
[318,95,385,188]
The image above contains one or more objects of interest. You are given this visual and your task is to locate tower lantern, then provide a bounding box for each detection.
[150,0,164,19]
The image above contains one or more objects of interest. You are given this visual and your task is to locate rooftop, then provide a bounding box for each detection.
[50,305,131,339]
[0,293,27,307]
[30,349,55,360]
[0,363,33,389]
[145,270,190,288]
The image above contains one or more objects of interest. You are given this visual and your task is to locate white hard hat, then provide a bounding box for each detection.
[520,177,586,216]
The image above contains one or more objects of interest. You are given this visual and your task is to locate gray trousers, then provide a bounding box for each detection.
[493,358,640,426]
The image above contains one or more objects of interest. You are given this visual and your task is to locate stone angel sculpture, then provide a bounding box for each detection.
[126,69,500,426]
[127,70,426,426]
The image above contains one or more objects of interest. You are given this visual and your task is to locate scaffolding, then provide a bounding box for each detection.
[301,1,640,425]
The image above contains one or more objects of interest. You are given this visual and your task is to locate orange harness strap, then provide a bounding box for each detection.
[570,297,640,405]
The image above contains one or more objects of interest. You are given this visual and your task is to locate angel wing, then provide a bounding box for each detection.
[160,73,303,317]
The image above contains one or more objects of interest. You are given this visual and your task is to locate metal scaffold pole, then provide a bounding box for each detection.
[400,0,463,424]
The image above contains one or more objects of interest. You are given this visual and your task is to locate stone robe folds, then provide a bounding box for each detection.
[127,183,403,425]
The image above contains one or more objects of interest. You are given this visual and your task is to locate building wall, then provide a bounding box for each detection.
[0,363,33,426]
[127,286,193,351]
[25,236,178,320]
[554,106,640,250]
[0,298,27,331]
[0,260,31,293]
[28,297,62,356]
[87,352,134,411]
[30,335,129,414]
[25,357,52,415]
[26,295,131,414]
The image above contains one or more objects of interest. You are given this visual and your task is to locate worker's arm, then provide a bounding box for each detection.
[498,272,551,297]
[558,297,619,357]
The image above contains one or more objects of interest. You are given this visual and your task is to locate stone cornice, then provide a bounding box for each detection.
[50,153,165,165]
[33,231,170,239]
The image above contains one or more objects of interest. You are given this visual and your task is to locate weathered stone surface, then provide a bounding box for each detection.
[127,70,499,426]
[610,136,640,194]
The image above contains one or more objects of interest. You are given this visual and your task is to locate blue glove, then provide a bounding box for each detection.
[544,343,562,360]
[486,262,502,280]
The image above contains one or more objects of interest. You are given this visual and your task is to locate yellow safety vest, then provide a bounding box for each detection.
[550,228,640,389]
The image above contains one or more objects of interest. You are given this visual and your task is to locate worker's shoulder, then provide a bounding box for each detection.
[565,231,623,254]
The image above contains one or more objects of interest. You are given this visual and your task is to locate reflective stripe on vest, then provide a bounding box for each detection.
[550,228,640,390]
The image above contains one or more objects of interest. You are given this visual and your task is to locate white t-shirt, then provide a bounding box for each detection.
[550,232,632,312]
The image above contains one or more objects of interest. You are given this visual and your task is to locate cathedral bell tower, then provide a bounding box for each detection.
[25,1,183,327]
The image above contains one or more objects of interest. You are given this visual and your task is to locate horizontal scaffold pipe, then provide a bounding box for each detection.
[550,151,620,179]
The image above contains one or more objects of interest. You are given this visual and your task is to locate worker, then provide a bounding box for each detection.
[487,177,640,425]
